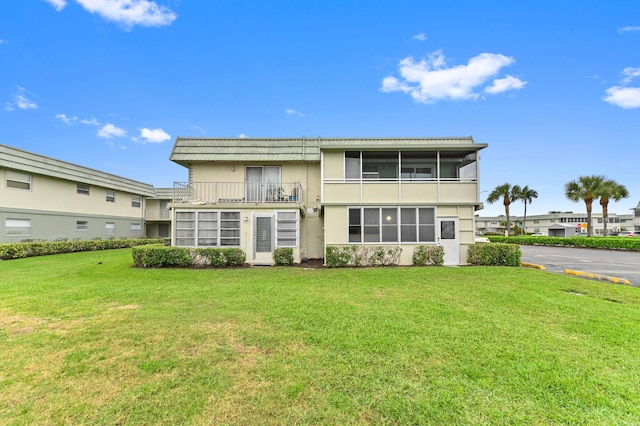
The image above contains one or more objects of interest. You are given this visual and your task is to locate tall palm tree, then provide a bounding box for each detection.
[518,185,538,235]
[599,180,629,236]
[486,183,521,236]
[564,175,606,237]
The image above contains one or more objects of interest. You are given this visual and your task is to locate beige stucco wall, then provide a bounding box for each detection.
[1,170,145,219]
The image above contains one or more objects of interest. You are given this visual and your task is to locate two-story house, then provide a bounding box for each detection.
[169,137,487,265]
[1,144,155,243]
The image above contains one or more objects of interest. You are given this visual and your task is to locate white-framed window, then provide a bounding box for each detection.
[5,171,32,191]
[106,190,115,203]
[175,210,241,247]
[348,207,436,243]
[76,220,89,231]
[131,222,142,238]
[276,210,298,247]
[105,222,115,236]
[5,218,31,236]
[77,183,90,195]
[131,222,142,237]
[131,195,142,208]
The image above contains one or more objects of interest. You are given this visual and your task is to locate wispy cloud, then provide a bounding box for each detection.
[44,0,67,11]
[381,50,526,103]
[55,113,77,123]
[618,26,640,33]
[134,127,171,143]
[55,113,102,125]
[238,134,248,138]
[285,108,304,117]
[5,86,38,111]
[44,0,177,28]
[603,67,640,109]
[191,124,206,135]
[97,123,127,138]
[413,33,427,41]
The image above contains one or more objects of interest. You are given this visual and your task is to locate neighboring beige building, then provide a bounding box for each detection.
[476,210,636,236]
[1,144,155,243]
[169,137,487,265]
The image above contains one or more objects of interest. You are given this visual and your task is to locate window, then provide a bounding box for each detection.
[76,220,89,231]
[105,222,115,236]
[401,152,436,180]
[106,190,115,203]
[131,195,142,208]
[77,184,90,195]
[276,211,298,247]
[6,171,32,190]
[131,223,142,238]
[348,207,435,243]
[345,151,361,180]
[175,211,240,247]
[362,152,398,180]
[5,218,31,236]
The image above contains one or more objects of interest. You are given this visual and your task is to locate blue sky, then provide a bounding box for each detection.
[1,0,639,217]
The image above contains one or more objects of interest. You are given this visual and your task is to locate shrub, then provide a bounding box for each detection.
[132,245,192,268]
[325,245,402,268]
[487,235,640,251]
[273,248,294,266]
[0,239,163,260]
[467,243,521,266]
[412,246,444,266]
[222,248,246,267]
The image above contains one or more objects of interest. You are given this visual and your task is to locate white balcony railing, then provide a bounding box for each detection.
[173,182,303,205]
[145,209,171,220]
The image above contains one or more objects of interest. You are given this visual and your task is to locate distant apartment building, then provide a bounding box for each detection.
[1,144,155,243]
[476,210,636,236]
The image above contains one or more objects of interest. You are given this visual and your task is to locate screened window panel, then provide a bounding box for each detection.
[345,151,361,179]
[419,225,435,242]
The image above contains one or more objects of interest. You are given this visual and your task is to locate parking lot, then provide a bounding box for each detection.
[519,245,640,287]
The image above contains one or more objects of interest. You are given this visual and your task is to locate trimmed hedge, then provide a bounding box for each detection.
[0,239,163,260]
[132,246,246,268]
[273,248,294,266]
[488,236,640,251]
[412,245,444,266]
[467,242,521,266]
[325,245,402,268]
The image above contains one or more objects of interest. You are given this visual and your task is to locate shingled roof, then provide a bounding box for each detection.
[0,144,155,196]
[169,137,486,166]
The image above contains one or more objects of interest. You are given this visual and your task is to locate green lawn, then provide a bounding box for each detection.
[2,249,640,425]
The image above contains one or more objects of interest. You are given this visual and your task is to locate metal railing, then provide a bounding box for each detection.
[145,209,171,220]
[173,182,303,205]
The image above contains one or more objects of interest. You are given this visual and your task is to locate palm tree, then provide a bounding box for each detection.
[517,185,538,235]
[564,175,606,237]
[486,183,521,236]
[599,180,629,236]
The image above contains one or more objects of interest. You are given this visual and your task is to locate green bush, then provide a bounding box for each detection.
[133,246,247,268]
[273,248,294,265]
[0,238,163,260]
[412,246,444,266]
[325,245,402,268]
[132,245,192,267]
[487,235,640,251]
[467,243,521,266]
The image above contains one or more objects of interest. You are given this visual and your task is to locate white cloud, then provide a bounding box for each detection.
[603,87,640,109]
[238,134,248,138]
[44,0,67,11]
[381,50,526,103]
[191,124,206,135]
[80,117,101,126]
[285,108,304,117]
[5,86,38,111]
[97,123,127,138]
[55,113,76,123]
[618,26,640,33]
[603,67,640,109]
[484,75,527,94]
[136,127,171,143]
[75,0,176,28]
[413,33,427,41]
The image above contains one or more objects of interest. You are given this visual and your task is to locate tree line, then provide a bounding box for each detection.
[486,176,629,237]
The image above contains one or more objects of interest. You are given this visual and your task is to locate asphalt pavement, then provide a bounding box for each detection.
[519,245,640,287]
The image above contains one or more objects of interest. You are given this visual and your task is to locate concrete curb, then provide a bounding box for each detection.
[521,262,546,270]
[564,269,632,285]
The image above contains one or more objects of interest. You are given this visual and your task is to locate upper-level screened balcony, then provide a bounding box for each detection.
[173,181,303,205]
[343,151,478,182]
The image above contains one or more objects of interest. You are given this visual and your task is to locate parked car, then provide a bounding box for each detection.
[475,237,491,243]
[617,231,640,237]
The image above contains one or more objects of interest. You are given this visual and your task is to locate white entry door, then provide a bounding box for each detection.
[253,214,274,264]
[437,217,459,265]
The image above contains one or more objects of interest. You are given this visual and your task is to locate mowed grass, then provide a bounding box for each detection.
[1,250,640,425]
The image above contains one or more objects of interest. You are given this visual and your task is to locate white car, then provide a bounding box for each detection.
[475,237,491,243]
